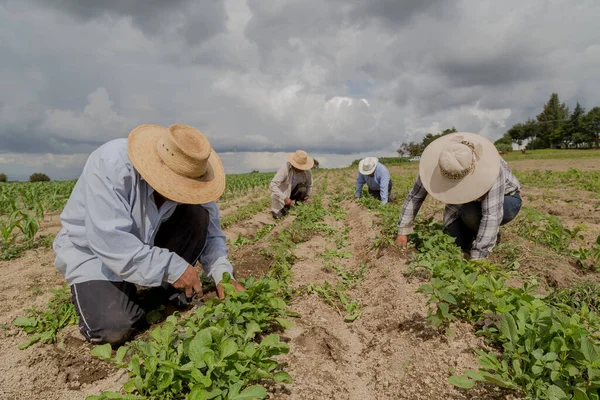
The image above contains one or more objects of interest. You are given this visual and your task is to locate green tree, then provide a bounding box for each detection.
[495,143,512,153]
[494,134,512,147]
[582,106,600,148]
[0,173,7,182]
[397,127,457,157]
[563,102,585,148]
[397,141,423,157]
[536,93,570,148]
[29,173,50,182]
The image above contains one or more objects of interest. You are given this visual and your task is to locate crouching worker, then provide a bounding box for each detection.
[355,157,393,205]
[395,132,522,260]
[53,124,244,345]
[269,150,314,219]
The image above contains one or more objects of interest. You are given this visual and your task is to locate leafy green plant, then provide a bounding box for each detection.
[89,275,293,400]
[517,206,582,252]
[221,198,270,229]
[547,281,600,314]
[306,281,362,322]
[407,220,600,399]
[572,235,600,272]
[13,286,78,349]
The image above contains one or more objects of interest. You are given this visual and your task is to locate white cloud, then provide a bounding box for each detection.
[39,87,128,142]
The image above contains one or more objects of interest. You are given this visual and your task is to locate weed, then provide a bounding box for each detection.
[517,206,582,252]
[13,286,78,349]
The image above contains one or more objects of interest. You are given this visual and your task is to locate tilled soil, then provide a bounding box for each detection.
[0,158,598,400]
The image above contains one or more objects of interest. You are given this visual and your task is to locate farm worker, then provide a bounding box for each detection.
[269,150,314,219]
[53,124,244,345]
[355,157,393,205]
[395,132,522,260]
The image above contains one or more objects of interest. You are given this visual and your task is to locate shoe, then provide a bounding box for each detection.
[272,211,283,219]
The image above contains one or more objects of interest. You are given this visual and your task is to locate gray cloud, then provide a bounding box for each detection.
[1,0,599,180]
[28,0,228,46]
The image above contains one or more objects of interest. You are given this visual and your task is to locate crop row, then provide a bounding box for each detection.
[356,175,600,399]
[514,169,600,194]
[84,179,332,399]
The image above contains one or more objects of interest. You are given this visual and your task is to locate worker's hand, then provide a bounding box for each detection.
[173,265,203,299]
[395,235,408,248]
[284,197,293,206]
[216,279,245,300]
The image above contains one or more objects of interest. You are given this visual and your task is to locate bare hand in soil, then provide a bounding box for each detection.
[284,197,293,206]
[216,279,245,300]
[173,265,202,298]
[395,235,408,248]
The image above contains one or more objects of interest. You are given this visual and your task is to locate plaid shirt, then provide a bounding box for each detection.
[398,158,520,259]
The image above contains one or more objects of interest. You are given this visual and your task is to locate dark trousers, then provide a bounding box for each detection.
[279,183,309,216]
[368,181,393,201]
[70,204,210,345]
[446,192,522,251]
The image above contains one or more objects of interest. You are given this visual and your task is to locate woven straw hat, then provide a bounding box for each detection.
[287,150,314,170]
[419,132,501,204]
[358,157,378,175]
[127,124,226,204]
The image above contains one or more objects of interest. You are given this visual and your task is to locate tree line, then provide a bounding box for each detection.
[495,93,600,151]
[396,93,600,157]
[396,127,458,157]
[0,173,51,183]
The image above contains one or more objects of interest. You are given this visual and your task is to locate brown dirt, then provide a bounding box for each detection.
[0,249,128,400]
[1,159,598,399]
[507,158,600,171]
[274,199,520,399]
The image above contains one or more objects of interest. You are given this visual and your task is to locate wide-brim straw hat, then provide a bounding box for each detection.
[128,124,226,204]
[287,150,314,170]
[358,157,378,175]
[419,132,501,204]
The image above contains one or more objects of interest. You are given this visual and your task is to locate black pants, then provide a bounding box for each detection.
[290,183,309,202]
[70,204,210,345]
[368,181,393,201]
[446,192,522,251]
[279,183,309,216]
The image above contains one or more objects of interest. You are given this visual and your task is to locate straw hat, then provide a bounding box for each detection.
[287,150,314,170]
[127,124,226,204]
[419,132,501,204]
[358,157,378,175]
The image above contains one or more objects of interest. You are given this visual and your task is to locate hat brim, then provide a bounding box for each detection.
[359,166,377,175]
[286,153,314,170]
[419,132,501,204]
[128,125,226,204]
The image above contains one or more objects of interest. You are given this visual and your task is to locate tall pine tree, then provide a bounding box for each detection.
[564,102,585,148]
[536,93,570,148]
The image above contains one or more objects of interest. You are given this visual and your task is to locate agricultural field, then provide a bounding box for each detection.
[0,155,599,400]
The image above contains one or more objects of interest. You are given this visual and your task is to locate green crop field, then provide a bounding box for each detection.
[2,154,600,400]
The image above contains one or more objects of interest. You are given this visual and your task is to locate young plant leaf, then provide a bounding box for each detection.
[229,385,268,400]
[448,375,475,389]
[273,371,293,383]
[91,343,113,361]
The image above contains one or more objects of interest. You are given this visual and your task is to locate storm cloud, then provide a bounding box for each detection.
[1,0,599,180]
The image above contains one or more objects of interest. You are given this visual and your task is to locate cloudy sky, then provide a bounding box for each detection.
[1,0,599,180]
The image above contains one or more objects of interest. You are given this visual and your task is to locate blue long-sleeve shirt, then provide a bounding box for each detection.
[355,163,391,204]
[53,139,234,287]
